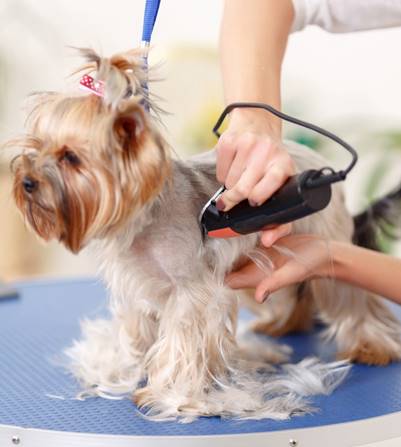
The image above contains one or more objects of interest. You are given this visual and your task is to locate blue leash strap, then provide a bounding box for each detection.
[141,0,161,44]
[141,0,161,110]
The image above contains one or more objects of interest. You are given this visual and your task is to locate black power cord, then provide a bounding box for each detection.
[212,102,358,189]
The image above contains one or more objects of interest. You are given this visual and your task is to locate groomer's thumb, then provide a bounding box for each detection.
[255,263,299,303]
[254,276,281,303]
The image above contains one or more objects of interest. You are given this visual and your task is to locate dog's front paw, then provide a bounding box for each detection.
[338,341,401,366]
[133,386,207,421]
[133,386,156,410]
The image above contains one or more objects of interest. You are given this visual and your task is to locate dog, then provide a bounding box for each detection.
[6,48,401,421]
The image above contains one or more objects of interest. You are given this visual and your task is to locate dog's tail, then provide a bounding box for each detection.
[353,183,401,251]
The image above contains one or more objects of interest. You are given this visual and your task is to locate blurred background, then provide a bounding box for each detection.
[0,0,401,281]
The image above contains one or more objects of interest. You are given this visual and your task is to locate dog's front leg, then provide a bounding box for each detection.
[66,295,159,397]
[134,277,239,419]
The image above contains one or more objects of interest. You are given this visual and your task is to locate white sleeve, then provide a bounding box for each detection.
[291,0,401,33]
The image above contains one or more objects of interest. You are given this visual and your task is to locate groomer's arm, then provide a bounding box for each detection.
[332,242,401,304]
[216,0,295,244]
[226,234,401,305]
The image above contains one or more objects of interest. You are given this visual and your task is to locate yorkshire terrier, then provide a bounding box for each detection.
[6,48,401,421]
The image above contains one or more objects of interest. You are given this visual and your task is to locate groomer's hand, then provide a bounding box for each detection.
[225,234,333,302]
[215,109,295,246]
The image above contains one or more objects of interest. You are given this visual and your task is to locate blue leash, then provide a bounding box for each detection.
[141,0,161,44]
[141,0,161,109]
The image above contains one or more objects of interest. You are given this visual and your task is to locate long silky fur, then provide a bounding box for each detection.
[7,48,401,422]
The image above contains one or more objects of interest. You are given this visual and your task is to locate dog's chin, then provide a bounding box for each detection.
[18,200,58,243]
[15,191,85,254]
[25,209,88,254]
[58,233,81,253]
[55,218,91,254]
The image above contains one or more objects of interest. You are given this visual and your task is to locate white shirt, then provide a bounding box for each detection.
[291,0,401,33]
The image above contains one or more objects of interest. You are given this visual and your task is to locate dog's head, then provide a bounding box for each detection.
[7,49,170,253]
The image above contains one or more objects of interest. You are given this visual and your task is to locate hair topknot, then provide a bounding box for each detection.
[73,47,149,110]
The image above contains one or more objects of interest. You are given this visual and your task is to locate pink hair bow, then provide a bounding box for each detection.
[79,74,105,97]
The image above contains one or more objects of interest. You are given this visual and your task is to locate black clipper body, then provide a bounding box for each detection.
[199,102,358,239]
[201,170,332,238]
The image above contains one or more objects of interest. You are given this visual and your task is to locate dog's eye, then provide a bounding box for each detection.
[59,149,80,166]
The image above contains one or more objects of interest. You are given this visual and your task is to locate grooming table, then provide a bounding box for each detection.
[1,279,401,447]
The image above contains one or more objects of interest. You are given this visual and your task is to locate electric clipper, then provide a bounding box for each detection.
[200,102,358,238]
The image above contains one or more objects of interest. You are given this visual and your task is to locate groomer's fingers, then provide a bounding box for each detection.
[261,223,292,247]
[216,133,237,184]
[224,135,264,190]
[248,157,294,206]
[225,261,266,290]
[220,154,266,210]
[255,261,306,302]
[218,133,280,211]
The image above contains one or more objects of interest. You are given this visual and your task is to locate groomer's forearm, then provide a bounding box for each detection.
[330,242,401,304]
[219,0,294,138]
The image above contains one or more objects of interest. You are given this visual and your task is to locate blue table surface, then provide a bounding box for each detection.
[1,278,401,436]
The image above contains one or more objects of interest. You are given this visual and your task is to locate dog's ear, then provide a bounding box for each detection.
[113,104,147,154]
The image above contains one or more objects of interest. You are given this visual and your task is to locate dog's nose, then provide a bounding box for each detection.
[22,176,38,193]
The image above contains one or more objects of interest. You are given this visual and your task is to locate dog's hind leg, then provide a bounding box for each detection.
[290,175,401,365]
[251,285,315,337]
[312,279,401,365]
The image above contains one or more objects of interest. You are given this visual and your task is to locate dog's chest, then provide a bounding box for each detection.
[129,229,204,281]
